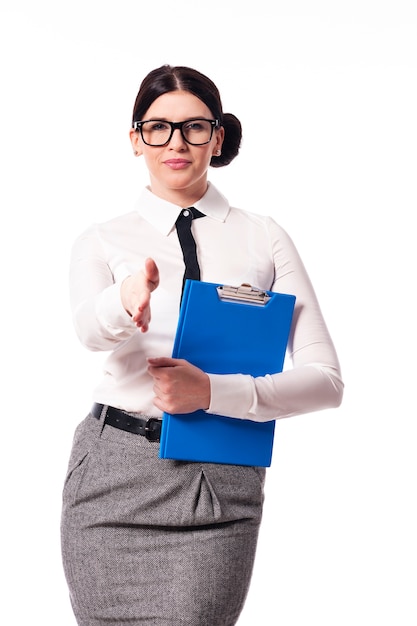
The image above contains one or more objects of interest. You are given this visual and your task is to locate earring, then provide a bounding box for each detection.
[215,149,221,156]
[133,150,139,156]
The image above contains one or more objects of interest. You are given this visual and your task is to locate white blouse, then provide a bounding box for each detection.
[70,182,343,421]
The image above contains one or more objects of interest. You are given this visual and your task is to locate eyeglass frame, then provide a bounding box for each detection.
[132,118,221,146]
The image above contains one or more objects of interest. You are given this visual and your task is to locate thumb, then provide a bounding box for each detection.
[147,357,179,369]
[144,258,159,289]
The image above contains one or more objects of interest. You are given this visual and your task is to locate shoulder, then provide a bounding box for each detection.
[227,204,287,233]
[76,210,139,239]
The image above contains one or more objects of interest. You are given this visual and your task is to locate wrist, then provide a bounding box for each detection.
[120,275,133,316]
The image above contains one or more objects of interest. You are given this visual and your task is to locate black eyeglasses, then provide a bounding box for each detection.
[132,118,220,146]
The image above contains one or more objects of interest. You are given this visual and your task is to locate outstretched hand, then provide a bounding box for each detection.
[120,258,159,332]
[147,357,211,414]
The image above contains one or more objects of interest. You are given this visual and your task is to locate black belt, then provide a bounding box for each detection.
[91,403,162,442]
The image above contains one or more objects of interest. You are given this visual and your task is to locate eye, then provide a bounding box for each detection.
[184,120,205,131]
[149,121,170,131]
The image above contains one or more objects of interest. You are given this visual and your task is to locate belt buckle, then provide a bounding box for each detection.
[144,418,160,442]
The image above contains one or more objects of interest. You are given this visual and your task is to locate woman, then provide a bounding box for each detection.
[61,64,343,626]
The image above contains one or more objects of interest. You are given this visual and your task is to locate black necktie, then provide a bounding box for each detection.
[176,206,205,300]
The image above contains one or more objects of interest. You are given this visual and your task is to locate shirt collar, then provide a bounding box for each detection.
[134,182,230,236]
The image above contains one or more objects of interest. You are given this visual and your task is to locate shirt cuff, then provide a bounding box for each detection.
[206,373,256,420]
[95,282,135,337]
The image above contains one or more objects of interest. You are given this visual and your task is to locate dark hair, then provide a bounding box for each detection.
[132,65,241,168]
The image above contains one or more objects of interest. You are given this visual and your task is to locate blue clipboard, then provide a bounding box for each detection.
[159,280,296,467]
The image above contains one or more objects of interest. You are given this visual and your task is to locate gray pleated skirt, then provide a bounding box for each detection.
[61,412,266,626]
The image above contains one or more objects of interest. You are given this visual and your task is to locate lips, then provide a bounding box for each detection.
[163,159,191,170]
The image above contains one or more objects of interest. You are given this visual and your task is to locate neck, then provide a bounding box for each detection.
[148,179,208,208]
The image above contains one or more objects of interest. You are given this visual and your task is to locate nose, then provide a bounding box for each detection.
[168,127,187,150]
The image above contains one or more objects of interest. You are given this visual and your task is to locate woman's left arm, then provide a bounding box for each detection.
[207,219,344,421]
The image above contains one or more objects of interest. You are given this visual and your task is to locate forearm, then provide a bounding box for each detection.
[72,282,136,351]
[207,362,343,422]
[70,230,136,351]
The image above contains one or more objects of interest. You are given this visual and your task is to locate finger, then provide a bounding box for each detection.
[132,311,150,333]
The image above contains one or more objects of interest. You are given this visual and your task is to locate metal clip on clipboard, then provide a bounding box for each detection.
[216,283,271,305]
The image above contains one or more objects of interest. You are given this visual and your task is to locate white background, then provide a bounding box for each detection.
[1,1,416,624]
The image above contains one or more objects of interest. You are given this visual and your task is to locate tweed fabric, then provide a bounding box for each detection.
[61,412,266,625]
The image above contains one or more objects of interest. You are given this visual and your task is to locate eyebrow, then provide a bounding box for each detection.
[144,117,208,122]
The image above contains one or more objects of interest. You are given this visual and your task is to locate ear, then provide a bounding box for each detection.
[129,128,143,157]
[213,126,225,156]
